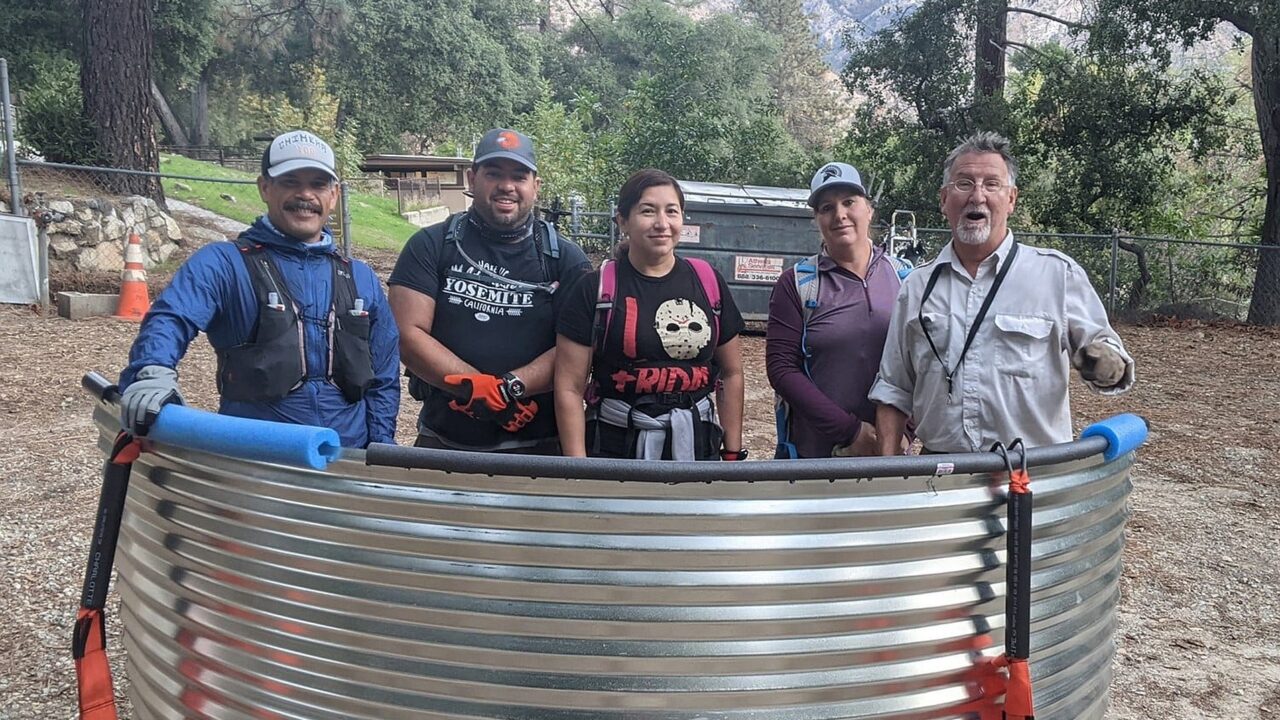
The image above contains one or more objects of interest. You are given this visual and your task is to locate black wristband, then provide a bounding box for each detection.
[720,449,748,461]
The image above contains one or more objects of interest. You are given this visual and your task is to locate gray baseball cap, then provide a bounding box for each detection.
[473,128,538,173]
[808,161,867,207]
[261,130,338,180]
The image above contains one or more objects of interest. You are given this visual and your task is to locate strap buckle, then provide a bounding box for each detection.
[656,391,691,407]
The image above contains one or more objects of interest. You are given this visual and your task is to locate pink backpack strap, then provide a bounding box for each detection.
[686,257,721,309]
[593,259,617,351]
[685,257,722,338]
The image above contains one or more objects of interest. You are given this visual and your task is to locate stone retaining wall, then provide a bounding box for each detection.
[37,196,187,273]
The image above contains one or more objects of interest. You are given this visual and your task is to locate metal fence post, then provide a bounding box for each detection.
[340,181,352,259]
[1109,229,1120,317]
[570,196,582,240]
[37,224,50,311]
[1,58,25,217]
[547,197,562,229]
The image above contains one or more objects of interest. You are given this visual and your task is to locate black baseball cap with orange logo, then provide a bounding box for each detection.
[473,128,538,174]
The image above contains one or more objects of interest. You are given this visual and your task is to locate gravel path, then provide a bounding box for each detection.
[1,302,1277,719]
[165,198,249,236]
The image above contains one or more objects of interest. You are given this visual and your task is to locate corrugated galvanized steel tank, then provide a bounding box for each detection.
[93,406,1133,720]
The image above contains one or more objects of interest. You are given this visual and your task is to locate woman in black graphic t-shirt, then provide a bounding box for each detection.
[554,169,746,461]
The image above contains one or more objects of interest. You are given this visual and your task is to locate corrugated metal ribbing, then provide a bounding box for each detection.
[96,412,1131,720]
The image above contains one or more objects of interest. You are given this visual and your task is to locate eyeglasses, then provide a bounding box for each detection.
[946,178,1012,194]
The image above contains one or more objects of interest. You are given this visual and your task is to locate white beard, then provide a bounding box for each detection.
[954,203,992,245]
[954,222,991,246]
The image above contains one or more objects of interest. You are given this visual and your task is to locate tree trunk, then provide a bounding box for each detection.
[974,0,1008,101]
[1247,30,1280,325]
[191,72,209,146]
[151,80,189,146]
[81,0,164,204]
[1118,239,1151,313]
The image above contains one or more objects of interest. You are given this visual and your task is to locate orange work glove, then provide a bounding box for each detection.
[495,399,539,433]
[443,373,509,418]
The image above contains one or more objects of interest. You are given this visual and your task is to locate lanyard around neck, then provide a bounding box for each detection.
[918,241,1019,394]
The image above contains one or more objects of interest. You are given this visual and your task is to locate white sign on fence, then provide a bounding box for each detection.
[0,215,40,305]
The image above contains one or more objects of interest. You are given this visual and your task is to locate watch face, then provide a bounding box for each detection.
[505,375,526,398]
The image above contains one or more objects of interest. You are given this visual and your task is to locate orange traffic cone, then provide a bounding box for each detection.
[113,234,151,321]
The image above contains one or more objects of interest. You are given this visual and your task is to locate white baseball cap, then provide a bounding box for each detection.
[808,162,867,207]
[261,130,338,180]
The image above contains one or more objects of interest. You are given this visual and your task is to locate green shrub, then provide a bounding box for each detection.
[17,55,99,164]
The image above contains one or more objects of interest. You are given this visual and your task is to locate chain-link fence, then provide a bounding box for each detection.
[15,159,193,205]
[549,198,1279,323]
[7,151,1277,323]
[2,52,1273,324]
[1,153,362,310]
[904,227,1278,322]
[12,158,356,256]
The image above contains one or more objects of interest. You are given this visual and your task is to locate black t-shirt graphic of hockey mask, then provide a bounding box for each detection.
[558,254,744,407]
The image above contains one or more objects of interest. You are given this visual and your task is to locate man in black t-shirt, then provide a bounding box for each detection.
[388,129,590,452]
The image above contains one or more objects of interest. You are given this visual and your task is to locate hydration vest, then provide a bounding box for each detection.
[216,239,375,404]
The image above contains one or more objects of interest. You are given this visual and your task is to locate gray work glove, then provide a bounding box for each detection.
[1073,342,1126,388]
[119,365,183,436]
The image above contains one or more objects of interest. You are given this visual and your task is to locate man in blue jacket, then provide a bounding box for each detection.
[117,130,400,447]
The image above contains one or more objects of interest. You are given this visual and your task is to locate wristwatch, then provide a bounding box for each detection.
[720,448,748,461]
[502,372,527,400]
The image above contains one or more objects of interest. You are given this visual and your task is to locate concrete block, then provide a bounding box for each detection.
[402,206,450,228]
[57,291,118,320]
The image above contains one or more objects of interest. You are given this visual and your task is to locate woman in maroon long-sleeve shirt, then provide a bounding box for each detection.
[767,162,903,458]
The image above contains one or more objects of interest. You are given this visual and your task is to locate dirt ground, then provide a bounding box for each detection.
[2,262,1279,717]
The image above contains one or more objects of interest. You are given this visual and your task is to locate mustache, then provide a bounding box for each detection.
[284,199,322,213]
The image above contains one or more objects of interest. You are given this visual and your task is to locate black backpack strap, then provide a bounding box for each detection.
[443,212,467,247]
[592,259,617,354]
[328,253,360,314]
[435,212,468,294]
[531,219,563,284]
[232,238,295,311]
[539,219,561,260]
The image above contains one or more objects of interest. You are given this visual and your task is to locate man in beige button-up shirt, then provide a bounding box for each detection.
[869,132,1135,454]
